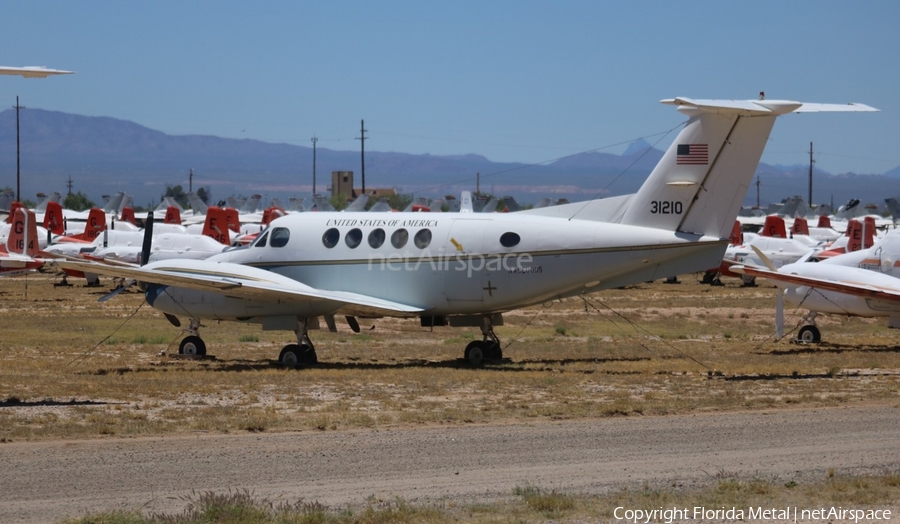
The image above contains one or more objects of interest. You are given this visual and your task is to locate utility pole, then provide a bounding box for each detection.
[189,168,193,193]
[14,96,24,202]
[476,172,480,195]
[356,120,367,195]
[808,142,815,205]
[311,136,318,195]
[66,175,73,196]
[756,175,761,209]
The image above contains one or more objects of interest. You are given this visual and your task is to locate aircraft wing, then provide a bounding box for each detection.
[735,265,900,303]
[0,66,75,78]
[54,258,424,317]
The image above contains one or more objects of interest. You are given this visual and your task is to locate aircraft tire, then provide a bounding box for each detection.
[464,341,485,367]
[300,344,318,365]
[485,342,503,360]
[279,344,317,368]
[179,336,207,356]
[797,325,821,343]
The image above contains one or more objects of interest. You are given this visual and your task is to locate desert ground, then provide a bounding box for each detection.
[0,271,899,522]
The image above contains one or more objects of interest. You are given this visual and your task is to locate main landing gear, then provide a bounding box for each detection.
[179,318,207,356]
[796,312,822,343]
[278,317,318,368]
[173,316,319,368]
[463,315,503,367]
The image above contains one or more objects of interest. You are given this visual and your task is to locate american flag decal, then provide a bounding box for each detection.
[676,143,708,165]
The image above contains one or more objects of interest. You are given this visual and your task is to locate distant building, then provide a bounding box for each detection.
[330,171,395,199]
[331,171,355,198]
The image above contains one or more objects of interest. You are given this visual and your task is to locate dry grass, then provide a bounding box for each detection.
[59,472,900,523]
[1,272,900,442]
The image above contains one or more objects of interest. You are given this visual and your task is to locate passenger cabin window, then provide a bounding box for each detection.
[414,229,432,249]
[500,232,520,248]
[345,228,363,248]
[270,227,290,248]
[322,228,340,248]
[368,228,386,248]
[391,228,409,249]
[254,231,269,248]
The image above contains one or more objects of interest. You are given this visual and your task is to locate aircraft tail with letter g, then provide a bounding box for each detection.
[5,207,39,258]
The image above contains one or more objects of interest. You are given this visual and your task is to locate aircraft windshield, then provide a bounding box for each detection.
[252,230,269,248]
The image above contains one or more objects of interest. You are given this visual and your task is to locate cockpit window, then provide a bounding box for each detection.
[345,228,363,248]
[368,228,386,248]
[253,231,269,248]
[322,228,340,248]
[270,227,290,248]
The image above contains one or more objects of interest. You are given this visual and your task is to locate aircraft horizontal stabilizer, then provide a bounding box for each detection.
[663,97,878,115]
[55,259,424,317]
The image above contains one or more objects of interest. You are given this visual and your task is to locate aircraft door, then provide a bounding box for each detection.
[444,219,488,301]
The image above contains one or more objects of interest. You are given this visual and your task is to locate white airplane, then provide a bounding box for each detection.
[716,216,824,285]
[56,96,877,366]
[0,66,74,78]
[735,232,900,343]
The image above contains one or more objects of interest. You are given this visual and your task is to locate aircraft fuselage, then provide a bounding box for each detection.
[146,212,726,321]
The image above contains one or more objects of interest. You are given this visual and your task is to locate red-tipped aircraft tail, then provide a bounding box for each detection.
[791,217,809,236]
[225,208,240,233]
[120,207,136,225]
[42,201,65,235]
[761,216,787,238]
[7,207,39,257]
[164,206,182,225]
[728,220,743,245]
[6,202,24,224]
[201,206,231,245]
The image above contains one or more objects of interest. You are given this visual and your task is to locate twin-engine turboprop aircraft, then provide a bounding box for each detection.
[57,96,877,366]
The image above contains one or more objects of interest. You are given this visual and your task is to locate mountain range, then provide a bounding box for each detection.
[1,107,898,209]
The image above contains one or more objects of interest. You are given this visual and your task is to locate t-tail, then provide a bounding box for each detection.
[42,201,65,235]
[201,206,231,245]
[79,208,108,242]
[619,97,877,239]
[164,205,182,225]
[7,207,38,258]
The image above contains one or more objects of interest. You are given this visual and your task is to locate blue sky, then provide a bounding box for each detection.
[2,0,898,176]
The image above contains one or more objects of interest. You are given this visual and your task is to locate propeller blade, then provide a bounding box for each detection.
[751,245,778,271]
[140,211,154,266]
[775,288,785,339]
[98,283,132,303]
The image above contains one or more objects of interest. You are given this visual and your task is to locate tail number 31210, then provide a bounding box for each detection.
[650,200,683,214]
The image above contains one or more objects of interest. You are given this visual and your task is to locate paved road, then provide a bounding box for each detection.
[1,405,899,522]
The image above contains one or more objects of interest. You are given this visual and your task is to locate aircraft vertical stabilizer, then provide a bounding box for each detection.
[201,207,231,245]
[7,208,38,257]
[620,98,877,239]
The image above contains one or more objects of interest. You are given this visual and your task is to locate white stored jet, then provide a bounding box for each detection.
[57,96,877,366]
